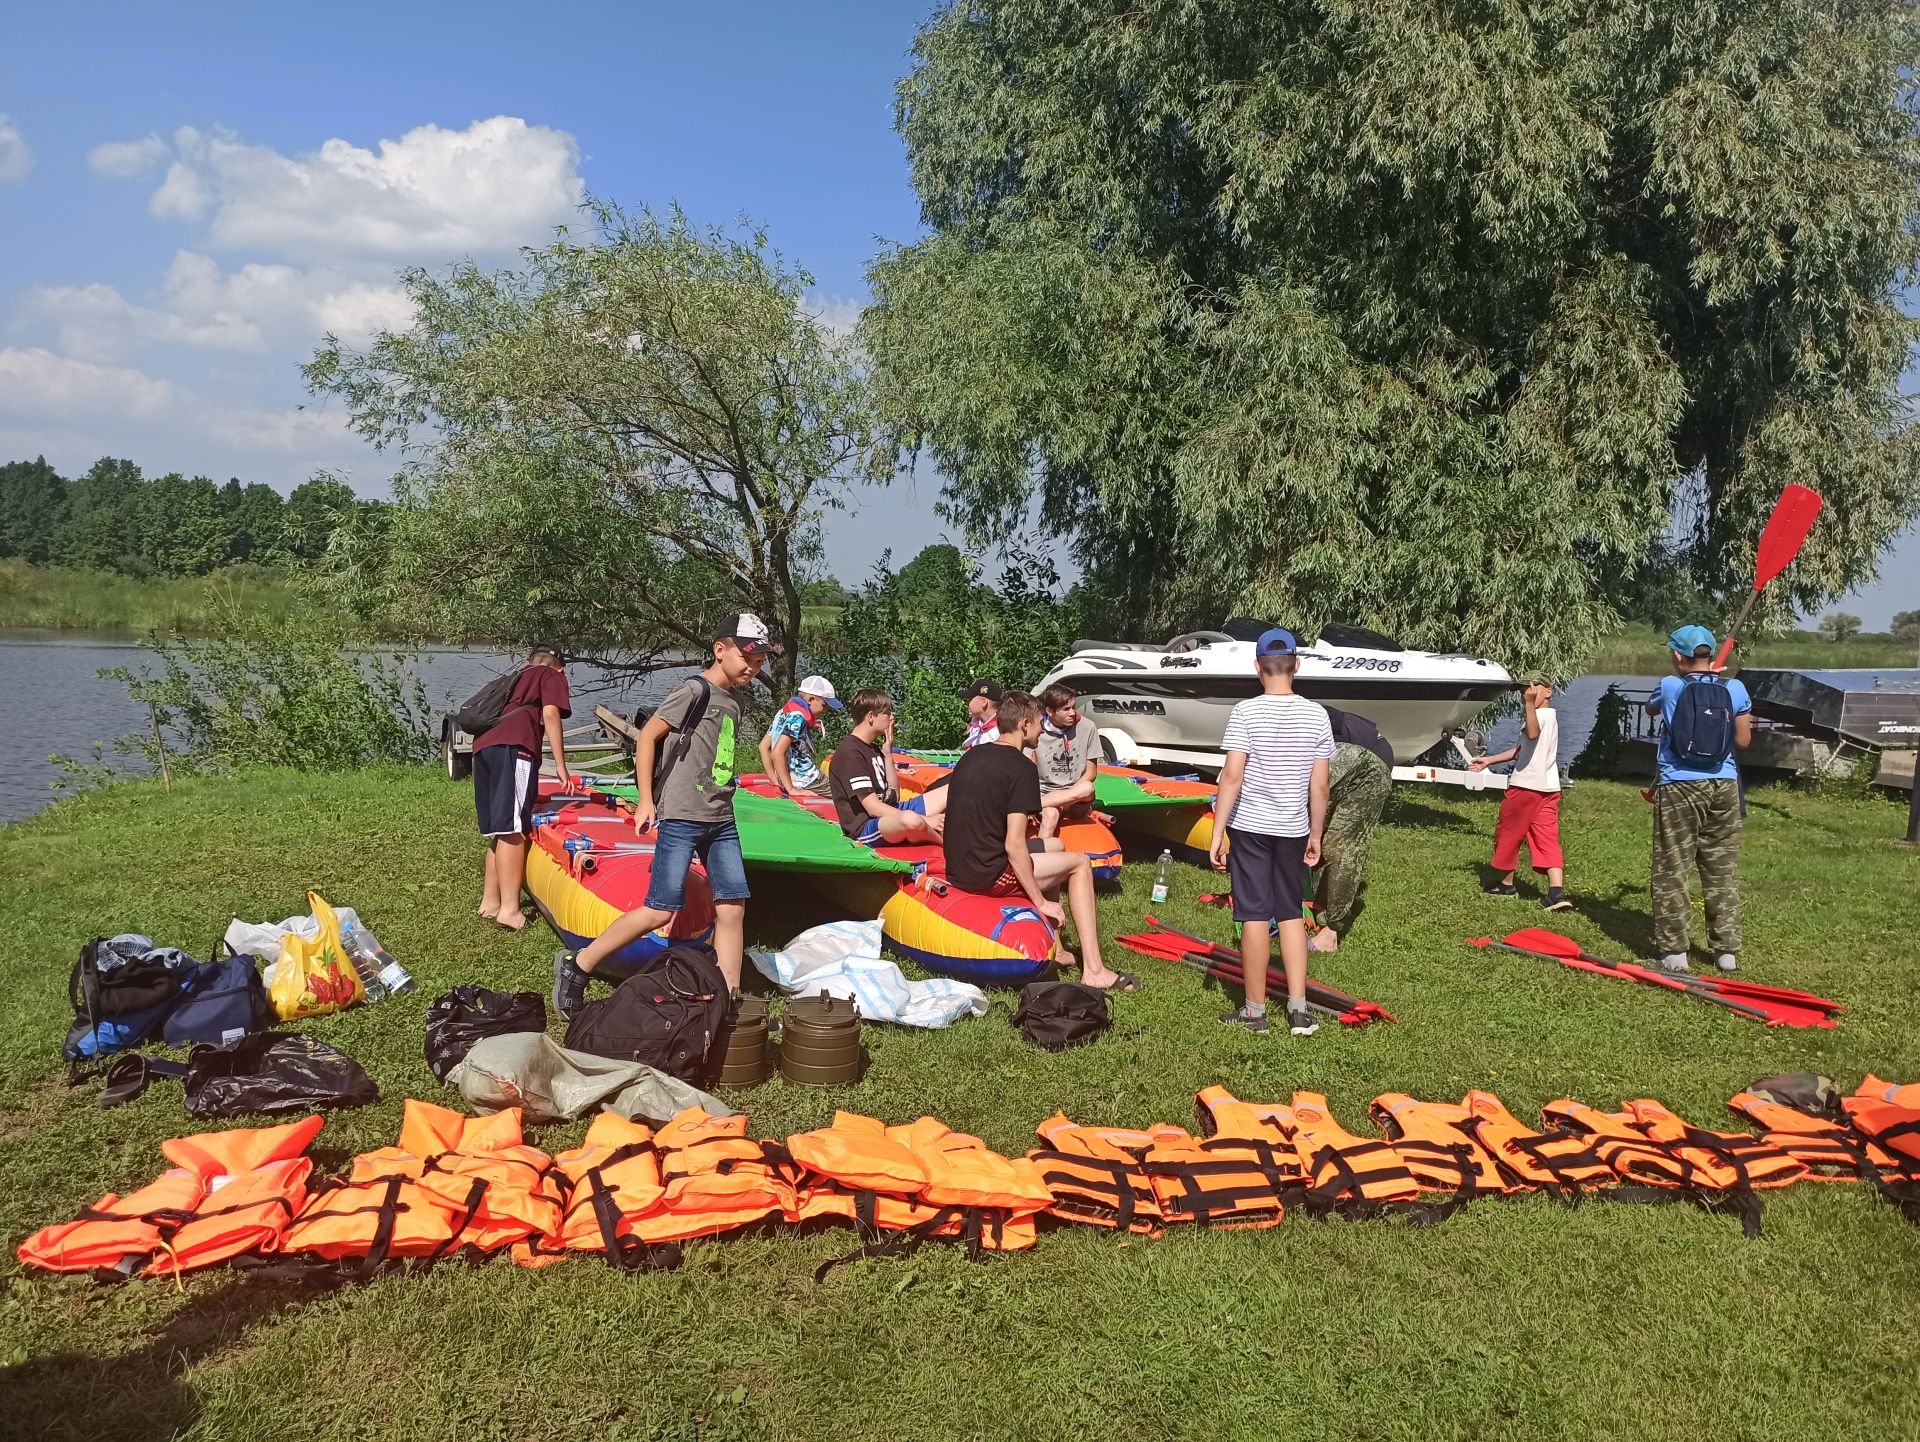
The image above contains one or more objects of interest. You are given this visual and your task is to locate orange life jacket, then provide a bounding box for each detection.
[1454,1091,1614,1194]
[1621,1099,1807,1191]
[913,1121,1052,1250]
[1289,1092,1423,1209]
[285,1119,469,1271]
[520,1111,672,1270]
[632,1109,793,1242]
[18,1116,325,1278]
[788,1111,943,1232]
[1540,1099,1697,1188]
[389,1103,564,1256]
[1724,1092,1872,1181]
[1132,1086,1301,1229]
[1852,1074,1920,1110]
[1028,1112,1168,1235]
[1841,1098,1920,1180]
[1366,1094,1508,1197]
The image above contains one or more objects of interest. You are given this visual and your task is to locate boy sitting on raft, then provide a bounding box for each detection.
[943,690,1138,992]
[828,689,949,844]
[759,673,841,797]
[1033,682,1099,840]
[552,614,770,1015]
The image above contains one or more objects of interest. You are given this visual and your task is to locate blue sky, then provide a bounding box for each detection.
[0,2,1912,626]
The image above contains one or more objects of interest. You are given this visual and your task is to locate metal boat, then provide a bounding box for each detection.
[1036,621,1516,768]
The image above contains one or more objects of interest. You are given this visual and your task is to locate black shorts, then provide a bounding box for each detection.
[474,744,537,837]
[1226,828,1308,925]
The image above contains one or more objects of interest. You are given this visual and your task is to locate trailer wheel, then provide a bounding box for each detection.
[443,722,473,781]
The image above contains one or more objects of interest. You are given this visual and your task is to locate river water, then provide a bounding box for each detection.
[0,628,1658,825]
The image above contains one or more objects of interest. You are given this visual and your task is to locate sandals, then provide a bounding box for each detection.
[1088,970,1142,993]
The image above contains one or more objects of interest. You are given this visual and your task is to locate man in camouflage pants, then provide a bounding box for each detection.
[1309,740,1392,953]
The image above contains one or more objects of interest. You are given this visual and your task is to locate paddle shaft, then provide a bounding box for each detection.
[1482,940,1771,1021]
[1144,917,1378,1014]
[1175,951,1345,1018]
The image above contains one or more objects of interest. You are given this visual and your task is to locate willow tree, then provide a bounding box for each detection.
[305,203,877,694]
[863,0,1920,676]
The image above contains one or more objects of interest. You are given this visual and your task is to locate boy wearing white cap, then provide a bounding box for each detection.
[760,674,841,796]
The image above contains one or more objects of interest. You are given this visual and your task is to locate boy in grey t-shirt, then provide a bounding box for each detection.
[553,613,771,1013]
[1034,683,1099,840]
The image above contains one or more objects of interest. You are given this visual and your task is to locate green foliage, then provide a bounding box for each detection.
[1819,612,1864,642]
[865,0,1920,679]
[98,602,434,776]
[832,543,1081,746]
[304,201,882,697]
[0,559,309,633]
[1890,609,1919,647]
[58,457,144,571]
[0,456,68,563]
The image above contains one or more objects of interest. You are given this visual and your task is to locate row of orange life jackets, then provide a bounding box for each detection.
[19,1076,1918,1278]
[1030,1075,1920,1238]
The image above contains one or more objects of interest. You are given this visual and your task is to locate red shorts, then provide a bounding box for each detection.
[1492,787,1564,871]
[985,866,1025,897]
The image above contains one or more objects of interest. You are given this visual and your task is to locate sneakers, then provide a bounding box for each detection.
[1716,953,1739,973]
[1541,888,1573,912]
[552,949,590,1020]
[1655,953,1691,974]
[1287,1005,1318,1037]
[1483,880,1518,898]
[1219,1006,1269,1034]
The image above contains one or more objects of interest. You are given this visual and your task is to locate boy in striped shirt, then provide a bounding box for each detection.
[1208,628,1334,1036]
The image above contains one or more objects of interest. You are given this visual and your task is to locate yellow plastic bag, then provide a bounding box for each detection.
[269,890,365,1020]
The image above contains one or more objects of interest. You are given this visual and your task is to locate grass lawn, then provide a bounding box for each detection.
[1,767,1916,1441]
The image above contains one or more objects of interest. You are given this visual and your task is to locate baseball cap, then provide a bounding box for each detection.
[797,674,843,709]
[713,613,773,655]
[1667,624,1717,657]
[1255,627,1300,657]
[966,679,1004,703]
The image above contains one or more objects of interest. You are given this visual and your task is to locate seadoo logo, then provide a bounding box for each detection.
[1159,655,1201,668]
[1090,697,1166,716]
[1878,721,1920,737]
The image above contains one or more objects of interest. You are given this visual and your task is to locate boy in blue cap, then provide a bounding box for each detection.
[1643,624,1752,973]
[1208,628,1333,1036]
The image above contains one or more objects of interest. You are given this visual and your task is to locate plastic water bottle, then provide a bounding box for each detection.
[344,922,416,999]
[1151,848,1174,904]
[338,922,387,1003]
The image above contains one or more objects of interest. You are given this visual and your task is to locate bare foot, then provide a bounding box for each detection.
[1080,965,1119,988]
[1308,929,1340,954]
[493,909,529,932]
[1055,945,1078,970]
[479,898,499,917]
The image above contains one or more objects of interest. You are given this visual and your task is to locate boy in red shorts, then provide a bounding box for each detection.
[1469,680,1570,910]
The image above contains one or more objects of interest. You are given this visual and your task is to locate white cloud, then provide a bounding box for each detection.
[806,294,865,338]
[153,116,584,261]
[90,134,170,179]
[0,348,180,418]
[24,251,414,361]
[151,159,209,219]
[0,115,32,186]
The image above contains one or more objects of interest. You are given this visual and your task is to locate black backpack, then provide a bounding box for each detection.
[635,677,714,788]
[425,984,548,1082]
[1667,674,1737,771]
[1012,981,1112,1052]
[65,936,196,1065]
[453,668,531,735]
[564,944,730,1083]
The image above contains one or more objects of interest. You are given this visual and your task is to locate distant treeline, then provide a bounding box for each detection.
[0,456,387,579]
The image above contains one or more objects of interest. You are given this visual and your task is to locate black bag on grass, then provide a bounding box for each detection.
[564,944,728,1084]
[65,936,198,1064]
[425,985,547,1081]
[1013,982,1112,1052]
[184,1032,379,1118]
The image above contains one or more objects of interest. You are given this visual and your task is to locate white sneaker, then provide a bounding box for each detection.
[1656,953,1691,974]
[1716,953,1738,973]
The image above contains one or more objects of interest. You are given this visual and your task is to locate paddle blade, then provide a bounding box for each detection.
[1502,928,1587,959]
[1754,484,1825,588]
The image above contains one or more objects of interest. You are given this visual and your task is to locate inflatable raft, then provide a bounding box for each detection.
[891,750,1126,880]
[527,785,715,975]
[878,874,1056,987]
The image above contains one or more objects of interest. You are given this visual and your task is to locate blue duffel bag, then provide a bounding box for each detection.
[163,946,270,1048]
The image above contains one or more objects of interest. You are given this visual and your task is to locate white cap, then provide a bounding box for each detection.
[797,674,843,709]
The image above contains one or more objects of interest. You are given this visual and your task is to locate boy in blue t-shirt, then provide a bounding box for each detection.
[1642,625,1752,974]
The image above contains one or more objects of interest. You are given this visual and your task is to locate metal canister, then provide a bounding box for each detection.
[714,995,771,1088]
[777,992,863,1085]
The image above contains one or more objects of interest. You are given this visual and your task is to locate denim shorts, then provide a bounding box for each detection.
[646,817,751,909]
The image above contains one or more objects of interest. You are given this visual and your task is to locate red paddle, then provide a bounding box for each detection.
[1713,484,1824,669]
[1472,931,1830,1025]
[1141,916,1397,1021]
[1503,928,1839,1009]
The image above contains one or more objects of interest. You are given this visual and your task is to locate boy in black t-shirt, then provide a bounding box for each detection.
[942,691,1138,992]
[826,690,947,843]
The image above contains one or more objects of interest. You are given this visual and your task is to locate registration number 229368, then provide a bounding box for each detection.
[1330,657,1403,672]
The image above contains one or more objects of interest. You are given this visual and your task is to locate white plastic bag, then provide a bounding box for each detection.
[751,919,988,1029]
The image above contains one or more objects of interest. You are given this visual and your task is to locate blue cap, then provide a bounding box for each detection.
[1667,624,1717,657]
[1255,627,1299,657]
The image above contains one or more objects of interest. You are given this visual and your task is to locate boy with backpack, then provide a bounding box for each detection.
[1208,629,1333,1036]
[552,615,771,1014]
[1643,625,1752,973]
[471,645,573,931]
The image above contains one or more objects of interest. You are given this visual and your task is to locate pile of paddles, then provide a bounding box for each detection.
[20,1075,1919,1285]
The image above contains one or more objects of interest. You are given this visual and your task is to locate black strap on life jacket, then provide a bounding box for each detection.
[1029,1149,1149,1232]
[583,1169,682,1273]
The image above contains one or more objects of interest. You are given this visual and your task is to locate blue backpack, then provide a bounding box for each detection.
[1667,674,1736,772]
